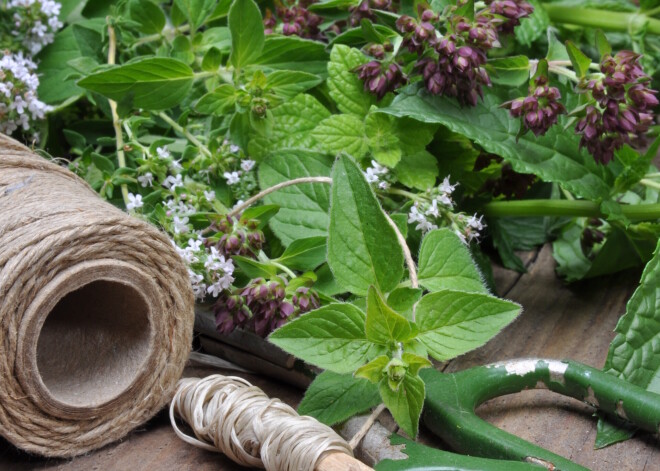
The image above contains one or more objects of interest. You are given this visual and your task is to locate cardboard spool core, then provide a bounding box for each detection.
[17,260,160,420]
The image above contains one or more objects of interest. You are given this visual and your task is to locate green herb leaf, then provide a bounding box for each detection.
[379,372,425,438]
[418,229,488,294]
[566,41,592,79]
[387,287,422,321]
[514,0,549,46]
[249,93,330,158]
[77,57,194,110]
[355,355,390,383]
[175,0,217,32]
[595,29,612,58]
[129,0,166,34]
[265,70,323,100]
[228,0,264,70]
[328,154,404,295]
[366,286,417,345]
[402,352,431,376]
[312,114,369,158]
[269,303,384,373]
[254,35,329,76]
[597,239,660,446]
[393,149,439,191]
[487,56,530,87]
[381,84,613,200]
[195,84,237,115]
[232,255,278,278]
[365,111,401,167]
[416,290,521,361]
[327,45,376,117]
[298,371,380,425]
[274,236,327,271]
[258,149,333,245]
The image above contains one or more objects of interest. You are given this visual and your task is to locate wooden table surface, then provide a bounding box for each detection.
[2,245,659,470]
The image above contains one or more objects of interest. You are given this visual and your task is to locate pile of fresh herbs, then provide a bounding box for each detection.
[3,0,660,457]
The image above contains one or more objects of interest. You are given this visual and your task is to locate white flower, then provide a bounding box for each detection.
[169,159,183,173]
[204,190,216,202]
[378,181,389,190]
[364,160,389,183]
[173,215,190,234]
[163,174,183,191]
[364,168,380,183]
[436,193,453,208]
[187,238,203,252]
[224,171,241,185]
[138,172,154,188]
[240,159,256,172]
[156,146,171,159]
[466,213,485,231]
[425,199,440,219]
[438,176,457,195]
[229,144,240,153]
[126,193,143,211]
[408,205,437,233]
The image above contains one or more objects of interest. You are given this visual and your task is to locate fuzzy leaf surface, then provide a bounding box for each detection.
[258,150,333,245]
[269,303,383,373]
[327,155,404,295]
[366,286,417,345]
[298,371,380,425]
[379,373,425,438]
[418,229,488,294]
[416,290,521,361]
[312,114,368,158]
[381,84,613,200]
[327,44,376,116]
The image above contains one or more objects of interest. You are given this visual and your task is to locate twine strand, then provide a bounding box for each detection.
[170,375,353,470]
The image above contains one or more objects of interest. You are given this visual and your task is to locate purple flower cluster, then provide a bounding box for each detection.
[215,278,320,337]
[348,0,392,26]
[487,0,534,34]
[503,76,565,136]
[264,3,324,40]
[355,60,406,99]
[206,215,265,257]
[576,51,658,164]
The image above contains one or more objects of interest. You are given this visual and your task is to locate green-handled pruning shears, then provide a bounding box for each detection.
[377,358,660,471]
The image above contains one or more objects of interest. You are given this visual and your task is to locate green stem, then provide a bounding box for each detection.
[157,112,213,159]
[270,261,297,278]
[484,199,660,221]
[131,24,191,47]
[383,187,428,202]
[548,65,579,83]
[542,4,660,35]
[640,178,660,191]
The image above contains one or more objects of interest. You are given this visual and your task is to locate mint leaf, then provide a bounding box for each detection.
[254,35,330,76]
[129,0,166,34]
[77,57,194,110]
[249,93,330,158]
[394,149,438,191]
[174,0,217,31]
[355,355,390,383]
[552,222,591,281]
[328,154,404,295]
[195,84,237,115]
[416,290,521,361]
[487,56,530,87]
[258,149,333,246]
[514,0,549,46]
[298,371,380,425]
[229,0,264,69]
[387,287,422,321]
[417,229,488,294]
[312,114,368,158]
[379,372,425,438]
[328,44,376,116]
[265,70,323,100]
[566,41,592,79]
[365,111,401,167]
[269,303,384,373]
[381,84,613,200]
[366,286,417,345]
[233,255,278,279]
[402,352,431,376]
[274,236,327,271]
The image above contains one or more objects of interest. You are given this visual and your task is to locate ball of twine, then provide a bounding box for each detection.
[0,134,195,457]
[170,375,354,471]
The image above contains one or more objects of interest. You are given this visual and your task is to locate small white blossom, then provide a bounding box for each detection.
[169,158,183,173]
[408,204,437,233]
[224,171,241,185]
[163,174,183,191]
[425,199,440,218]
[364,160,388,183]
[229,144,240,153]
[8,0,62,54]
[204,190,216,202]
[436,193,453,208]
[173,215,190,234]
[466,213,485,231]
[138,172,154,188]
[126,193,143,211]
[240,159,256,172]
[156,146,171,159]
[378,181,389,190]
[438,176,457,195]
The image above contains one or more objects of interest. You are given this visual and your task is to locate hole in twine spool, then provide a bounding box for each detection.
[16,260,162,420]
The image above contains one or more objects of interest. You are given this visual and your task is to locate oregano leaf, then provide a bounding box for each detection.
[366,286,417,345]
[379,372,425,438]
[327,154,404,295]
[228,0,264,69]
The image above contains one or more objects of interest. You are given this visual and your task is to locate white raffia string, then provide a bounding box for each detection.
[170,375,353,470]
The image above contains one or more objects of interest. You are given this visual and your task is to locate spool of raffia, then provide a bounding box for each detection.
[0,134,194,457]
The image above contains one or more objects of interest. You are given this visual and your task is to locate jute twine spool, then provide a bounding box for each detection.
[0,134,195,457]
